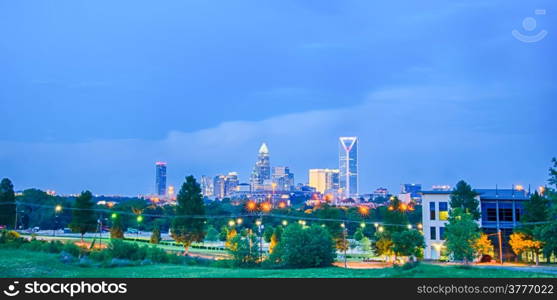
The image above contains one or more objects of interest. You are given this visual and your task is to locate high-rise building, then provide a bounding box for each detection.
[155,162,167,196]
[339,137,358,199]
[272,166,295,191]
[213,172,240,199]
[308,169,340,194]
[200,176,214,197]
[250,142,271,191]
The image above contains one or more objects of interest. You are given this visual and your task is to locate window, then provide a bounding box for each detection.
[486,208,497,221]
[430,226,437,240]
[439,202,448,221]
[429,202,436,220]
[439,227,445,240]
[499,208,514,222]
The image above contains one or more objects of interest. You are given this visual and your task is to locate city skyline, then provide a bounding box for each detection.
[1,1,555,195]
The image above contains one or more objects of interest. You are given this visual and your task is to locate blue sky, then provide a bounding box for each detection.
[1,0,555,195]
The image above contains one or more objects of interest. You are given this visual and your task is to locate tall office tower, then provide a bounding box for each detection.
[272,166,295,191]
[200,176,214,198]
[339,137,358,199]
[250,142,271,191]
[224,172,239,196]
[213,172,240,199]
[155,162,167,196]
[308,169,340,194]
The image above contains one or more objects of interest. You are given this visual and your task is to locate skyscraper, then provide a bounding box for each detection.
[213,172,240,199]
[250,142,271,191]
[200,176,214,198]
[272,166,295,191]
[155,162,167,196]
[339,137,358,199]
[308,169,340,194]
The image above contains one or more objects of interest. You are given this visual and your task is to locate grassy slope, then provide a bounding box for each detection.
[0,249,555,278]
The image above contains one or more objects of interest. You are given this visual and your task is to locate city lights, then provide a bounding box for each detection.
[261,202,272,213]
[246,200,257,212]
[358,205,370,216]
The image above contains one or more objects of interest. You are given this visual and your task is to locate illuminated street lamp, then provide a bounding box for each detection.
[236,218,243,225]
[374,223,379,228]
[255,220,262,226]
[360,222,366,228]
[281,220,288,226]
[246,200,257,212]
[407,224,412,230]
[228,220,236,227]
[261,202,272,213]
[340,223,345,228]
[53,205,63,236]
[417,223,423,230]
[111,213,118,219]
[378,226,384,233]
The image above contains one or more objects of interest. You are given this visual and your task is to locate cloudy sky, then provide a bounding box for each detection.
[1,0,555,195]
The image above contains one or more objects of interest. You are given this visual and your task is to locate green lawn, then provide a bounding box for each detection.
[1,249,555,278]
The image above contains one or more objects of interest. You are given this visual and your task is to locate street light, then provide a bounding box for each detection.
[282,220,288,226]
[228,220,236,227]
[255,220,262,226]
[378,226,384,233]
[111,213,118,219]
[417,223,423,230]
[236,218,243,225]
[407,224,412,230]
[360,222,366,228]
[374,223,379,228]
[136,215,143,238]
[53,205,62,236]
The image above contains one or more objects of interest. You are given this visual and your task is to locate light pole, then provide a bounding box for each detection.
[341,223,347,268]
[53,205,62,237]
[136,215,143,239]
[255,219,263,261]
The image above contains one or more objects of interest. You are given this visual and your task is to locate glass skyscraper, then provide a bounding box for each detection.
[155,162,167,196]
[250,142,271,191]
[339,137,358,199]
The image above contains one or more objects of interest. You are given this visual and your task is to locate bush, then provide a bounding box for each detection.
[145,246,168,263]
[63,243,83,257]
[268,224,336,268]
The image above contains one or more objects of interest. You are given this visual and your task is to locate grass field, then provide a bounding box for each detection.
[1,249,556,278]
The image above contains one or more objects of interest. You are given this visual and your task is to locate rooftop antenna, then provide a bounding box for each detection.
[495,184,498,196]
[528,184,531,195]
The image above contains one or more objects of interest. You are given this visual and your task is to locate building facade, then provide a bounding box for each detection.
[308,169,340,195]
[155,162,167,196]
[339,137,358,199]
[213,172,239,199]
[272,166,295,191]
[422,188,530,261]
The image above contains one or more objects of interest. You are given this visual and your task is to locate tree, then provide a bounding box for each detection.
[171,176,206,254]
[150,225,161,244]
[521,192,549,235]
[360,237,372,254]
[269,224,336,268]
[269,226,283,254]
[449,180,480,220]
[391,230,425,262]
[110,215,125,239]
[535,158,557,262]
[0,178,16,229]
[474,233,494,260]
[374,236,394,261]
[444,208,480,263]
[225,228,238,251]
[535,223,557,263]
[227,232,259,267]
[353,228,365,241]
[205,226,219,242]
[263,225,274,243]
[509,232,542,265]
[69,191,97,241]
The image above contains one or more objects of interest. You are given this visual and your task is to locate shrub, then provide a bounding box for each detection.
[108,240,140,260]
[150,226,161,244]
[63,243,83,257]
[227,234,259,267]
[145,246,168,263]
